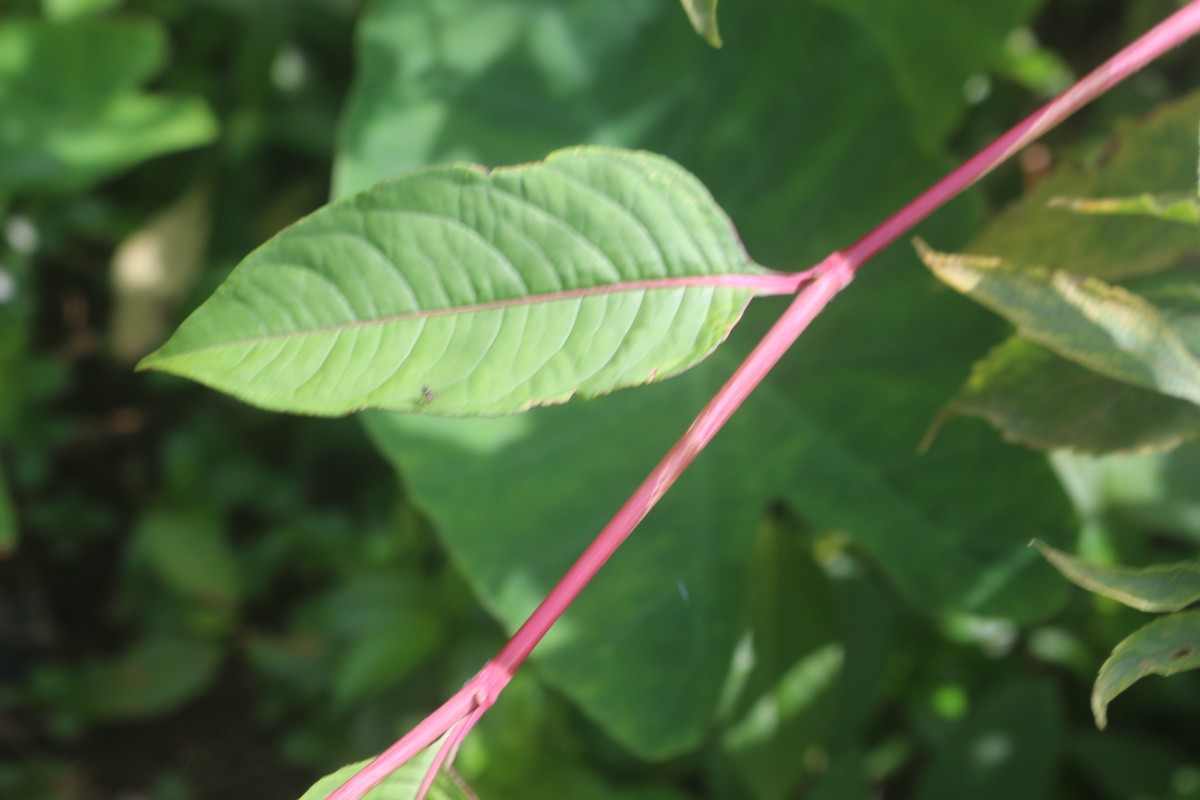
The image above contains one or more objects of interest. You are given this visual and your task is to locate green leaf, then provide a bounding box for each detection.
[917,241,1200,408]
[1092,609,1200,728]
[347,0,1072,757]
[679,0,721,47]
[364,265,1072,757]
[913,679,1063,800]
[811,0,1043,145]
[142,147,782,417]
[322,573,445,707]
[0,20,217,193]
[939,336,1200,455]
[0,462,14,557]
[459,669,691,799]
[135,505,240,611]
[298,744,472,800]
[1033,540,1200,612]
[331,0,1027,265]
[720,521,841,799]
[1048,193,1200,225]
[84,637,222,720]
[968,92,1200,281]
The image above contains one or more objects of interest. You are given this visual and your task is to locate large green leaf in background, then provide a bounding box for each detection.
[141,148,781,416]
[912,679,1063,800]
[348,0,1069,759]
[0,19,217,194]
[811,0,1043,146]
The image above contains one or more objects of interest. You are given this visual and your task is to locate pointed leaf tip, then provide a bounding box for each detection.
[142,147,781,417]
[1092,610,1200,729]
[916,242,1200,409]
[679,0,722,47]
[1033,540,1200,612]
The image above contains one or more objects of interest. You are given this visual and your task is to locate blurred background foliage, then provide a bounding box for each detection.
[0,0,1198,799]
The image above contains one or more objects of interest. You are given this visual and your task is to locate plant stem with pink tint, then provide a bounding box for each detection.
[326,4,1200,798]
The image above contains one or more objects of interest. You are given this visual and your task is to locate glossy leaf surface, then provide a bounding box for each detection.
[1034,540,1200,612]
[142,147,780,417]
[1093,610,1200,728]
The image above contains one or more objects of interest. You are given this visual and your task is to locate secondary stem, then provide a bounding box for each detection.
[328,3,1200,798]
[495,252,855,671]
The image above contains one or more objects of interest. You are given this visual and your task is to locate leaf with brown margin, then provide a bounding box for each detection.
[1033,540,1200,612]
[917,241,1200,407]
[1092,610,1200,728]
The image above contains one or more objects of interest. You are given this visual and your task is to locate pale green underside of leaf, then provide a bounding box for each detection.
[918,242,1200,409]
[142,147,771,417]
[1092,609,1200,729]
[298,744,472,800]
[942,336,1200,455]
[1033,540,1200,612]
[679,0,721,47]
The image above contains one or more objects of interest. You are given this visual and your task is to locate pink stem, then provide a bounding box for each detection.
[493,252,854,670]
[842,1,1200,269]
[325,4,1200,798]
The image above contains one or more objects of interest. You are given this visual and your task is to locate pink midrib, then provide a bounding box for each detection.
[162,271,804,355]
